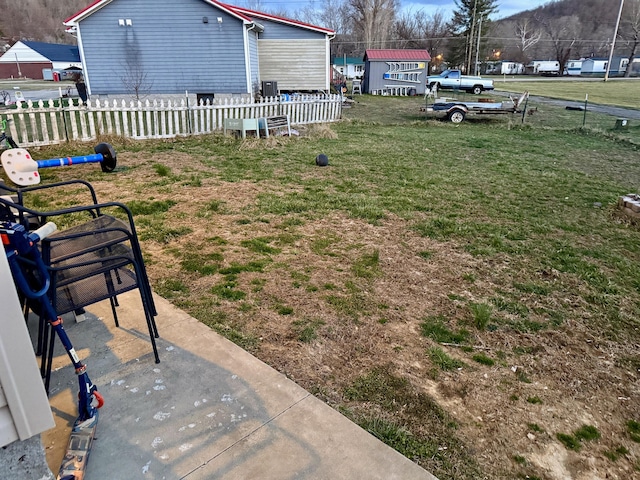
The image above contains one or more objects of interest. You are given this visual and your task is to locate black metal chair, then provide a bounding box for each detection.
[0,180,160,393]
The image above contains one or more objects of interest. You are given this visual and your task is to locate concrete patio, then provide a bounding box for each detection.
[40,291,438,479]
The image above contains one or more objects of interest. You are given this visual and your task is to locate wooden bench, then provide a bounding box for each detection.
[259,115,291,138]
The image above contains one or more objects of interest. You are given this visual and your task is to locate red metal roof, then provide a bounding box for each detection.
[364,49,431,62]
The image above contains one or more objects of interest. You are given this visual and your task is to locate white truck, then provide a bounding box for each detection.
[426,69,494,95]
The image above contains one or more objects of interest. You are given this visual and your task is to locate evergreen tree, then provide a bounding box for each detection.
[448,0,498,73]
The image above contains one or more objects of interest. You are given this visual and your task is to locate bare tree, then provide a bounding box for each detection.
[536,14,582,74]
[393,9,449,54]
[349,0,399,49]
[515,18,542,55]
[621,0,640,77]
[120,40,153,101]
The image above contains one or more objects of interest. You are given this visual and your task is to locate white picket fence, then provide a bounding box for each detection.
[3,94,343,147]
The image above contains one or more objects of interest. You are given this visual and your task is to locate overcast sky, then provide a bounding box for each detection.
[243,0,553,20]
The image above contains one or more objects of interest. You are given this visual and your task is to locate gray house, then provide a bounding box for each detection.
[363,49,431,96]
[63,0,335,98]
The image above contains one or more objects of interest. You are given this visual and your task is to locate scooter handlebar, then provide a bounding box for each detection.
[30,221,57,242]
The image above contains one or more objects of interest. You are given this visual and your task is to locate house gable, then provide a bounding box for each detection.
[65,0,334,96]
[69,0,250,96]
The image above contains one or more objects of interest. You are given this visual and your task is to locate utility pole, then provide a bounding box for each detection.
[475,14,483,75]
[605,0,625,81]
[467,0,478,73]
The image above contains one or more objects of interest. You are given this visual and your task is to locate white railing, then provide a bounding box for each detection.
[3,94,343,147]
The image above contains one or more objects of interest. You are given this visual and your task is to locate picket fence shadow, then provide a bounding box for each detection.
[3,94,343,147]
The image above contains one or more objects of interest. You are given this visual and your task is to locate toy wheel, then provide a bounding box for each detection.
[448,109,466,123]
[472,85,482,95]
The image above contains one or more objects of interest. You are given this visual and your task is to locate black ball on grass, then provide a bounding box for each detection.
[316,154,329,167]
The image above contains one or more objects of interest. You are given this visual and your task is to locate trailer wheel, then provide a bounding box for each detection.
[448,109,466,123]
[472,85,483,95]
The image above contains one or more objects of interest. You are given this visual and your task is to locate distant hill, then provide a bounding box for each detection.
[0,0,86,45]
[491,0,625,64]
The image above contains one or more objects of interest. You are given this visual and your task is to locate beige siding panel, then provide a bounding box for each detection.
[0,251,55,447]
[258,39,328,91]
[0,406,18,447]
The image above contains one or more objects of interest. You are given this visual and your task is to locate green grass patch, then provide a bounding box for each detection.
[292,318,325,342]
[603,445,629,462]
[127,199,177,215]
[627,420,640,443]
[472,353,495,366]
[469,302,492,330]
[420,315,470,344]
[427,346,465,371]
[240,237,281,255]
[352,249,381,279]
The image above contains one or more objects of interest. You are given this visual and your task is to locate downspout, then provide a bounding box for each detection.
[327,33,336,92]
[244,22,257,100]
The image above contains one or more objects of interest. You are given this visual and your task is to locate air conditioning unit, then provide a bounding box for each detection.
[262,81,278,97]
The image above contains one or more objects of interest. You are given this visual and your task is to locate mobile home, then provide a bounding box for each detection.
[581,56,628,76]
[497,61,524,75]
[564,59,583,76]
[525,60,560,75]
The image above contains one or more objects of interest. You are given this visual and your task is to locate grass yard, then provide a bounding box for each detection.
[7,93,640,479]
[492,78,640,108]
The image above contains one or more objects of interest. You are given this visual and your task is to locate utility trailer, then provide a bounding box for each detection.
[425,91,529,123]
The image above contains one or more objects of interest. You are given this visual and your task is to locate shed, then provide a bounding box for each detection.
[363,49,431,96]
[0,41,81,79]
[63,0,335,98]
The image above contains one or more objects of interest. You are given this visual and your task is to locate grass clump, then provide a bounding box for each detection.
[352,249,381,279]
[292,318,325,342]
[127,199,176,215]
[557,424,601,451]
[628,420,640,442]
[241,237,281,255]
[472,353,495,366]
[153,163,172,176]
[469,302,492,330]
[211,279,246,301]
[427,346,465,371]
[420,315,470,344]
[603,445,629,462]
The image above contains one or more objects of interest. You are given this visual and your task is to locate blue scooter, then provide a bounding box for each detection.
[1,220,104,480]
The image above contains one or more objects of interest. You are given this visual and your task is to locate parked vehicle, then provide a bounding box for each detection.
[424,91,529,123]
[426,69,494,95]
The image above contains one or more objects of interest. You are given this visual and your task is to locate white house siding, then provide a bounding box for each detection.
[258,39,328,91]
[0,42,48,63]
[77,0,249,95]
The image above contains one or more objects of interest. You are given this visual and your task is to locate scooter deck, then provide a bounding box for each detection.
[57,413,99,480]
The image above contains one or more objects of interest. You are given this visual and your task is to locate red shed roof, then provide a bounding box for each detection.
[364,49,431,62]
